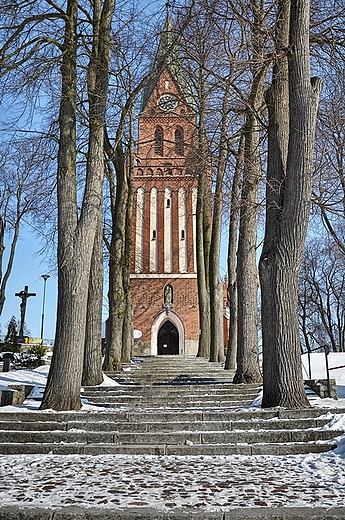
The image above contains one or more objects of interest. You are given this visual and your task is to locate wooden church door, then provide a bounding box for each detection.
[157,321,179,355]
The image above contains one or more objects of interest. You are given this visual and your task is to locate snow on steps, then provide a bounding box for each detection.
[0,400,344,456]
[105,355,236,385]
[0,355,343,457]
[81,383,259,408]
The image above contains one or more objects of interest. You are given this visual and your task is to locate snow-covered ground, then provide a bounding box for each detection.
[302,352,345,399]
[0,356,344,512]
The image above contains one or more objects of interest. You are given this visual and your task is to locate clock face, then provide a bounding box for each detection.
[157,94,179,112]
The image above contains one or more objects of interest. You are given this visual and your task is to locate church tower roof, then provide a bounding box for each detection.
[141,5,195,112]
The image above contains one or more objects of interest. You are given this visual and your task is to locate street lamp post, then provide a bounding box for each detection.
[40,274,50,344]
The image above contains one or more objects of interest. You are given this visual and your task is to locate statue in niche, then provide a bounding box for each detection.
[164,284,173,305]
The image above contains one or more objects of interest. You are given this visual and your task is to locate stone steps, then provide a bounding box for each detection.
[0,355,343,457]
[106,356,234,385]
[0,416,331,432]
[0,421,338,444]
[82,375,260,408]
[0,406,343,456]
[82,396,258,407]
[85,383,257,393]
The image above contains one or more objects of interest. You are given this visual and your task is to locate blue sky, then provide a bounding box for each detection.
[0,227,57,343]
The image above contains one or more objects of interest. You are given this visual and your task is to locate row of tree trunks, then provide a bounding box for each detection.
[225,134,244,370]
[233,0,266,385]
[20,0,321,410]
[41,0,115,411]
[209,81,233,363]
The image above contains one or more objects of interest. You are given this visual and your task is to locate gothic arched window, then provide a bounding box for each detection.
[154,126,163,155]
[175,127,184,156]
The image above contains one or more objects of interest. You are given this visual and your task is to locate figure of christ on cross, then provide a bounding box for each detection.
[15,286,36,337]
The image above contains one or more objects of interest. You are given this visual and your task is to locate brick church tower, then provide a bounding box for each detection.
[130,11,200,356]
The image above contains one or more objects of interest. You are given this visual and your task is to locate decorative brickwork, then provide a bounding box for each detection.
[131,276,199,355]
[130,18,200,356]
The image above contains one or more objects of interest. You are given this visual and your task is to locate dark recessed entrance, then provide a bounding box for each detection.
[157,321,179,355]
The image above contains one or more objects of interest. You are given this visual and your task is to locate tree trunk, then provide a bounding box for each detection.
[40,0,81,410]
[259,0,322,408]
[196,76,211,358]
[209,254,224,362]
[41,0,114,410]
[103,144,128,372]
[225,135,244,370]
[233,109,263,384]
[121,112,135,364]
[82,211,104,386]
[196,168,210,357]
[122,293,133,363]
[209,83,231,363]
[233,0,266,385]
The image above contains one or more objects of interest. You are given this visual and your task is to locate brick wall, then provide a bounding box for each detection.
[130,66,201,356]
[130,276,199,340]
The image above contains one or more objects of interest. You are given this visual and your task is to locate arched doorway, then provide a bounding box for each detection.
[157,321,179,355]
[151,311,185,356]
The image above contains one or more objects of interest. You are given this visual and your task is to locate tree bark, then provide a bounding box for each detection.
[234,108,262,384]
[196,172,211,358]
[233,0,266,384]
[121,111,135,364]
[196,70,211,358]
[209,83,231,363]
[41,0,81,410]
[225,134,244,370]
[103,144,128,372]
[259,0,322,408]
[82,210,104,386]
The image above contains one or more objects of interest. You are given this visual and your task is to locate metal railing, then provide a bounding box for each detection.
[305,345,345,398]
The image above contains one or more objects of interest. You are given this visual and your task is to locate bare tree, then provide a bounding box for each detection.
[103,141,128,372]
[121,108,135,364]
[41,0,115,410]
[0,138,54,316]
[208,83,230,363]
[233,0,267,384]
[195,88,212,358]
[179,0,245,361]
[259,0,323,408]
[299,240,345,353]
[0,0,114,408]
[312,66,345,254]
